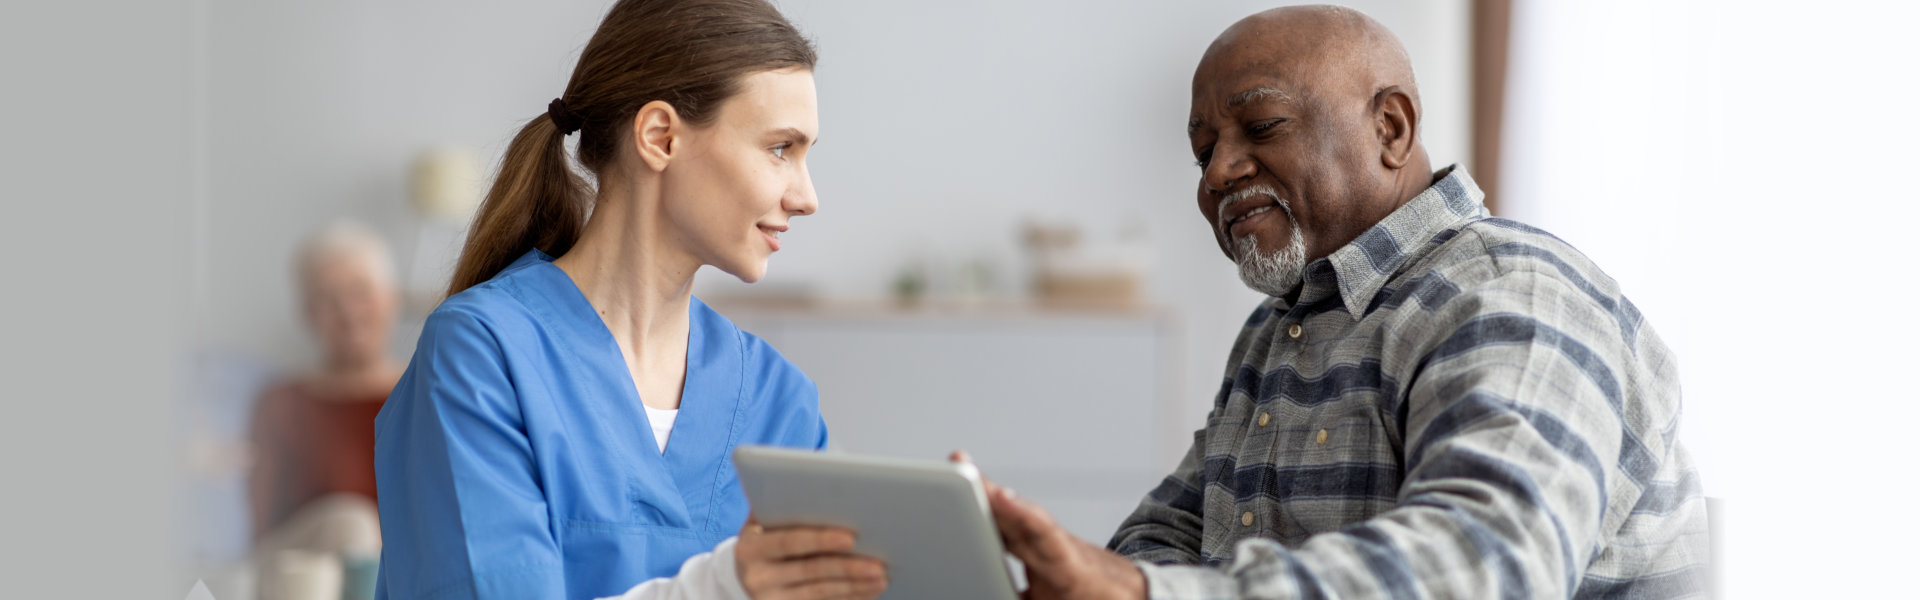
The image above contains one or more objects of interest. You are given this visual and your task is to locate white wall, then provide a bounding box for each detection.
[1501,1,1920,596]
[199,0,616,363]
[197,0,1470,450]
[1,1,194,597]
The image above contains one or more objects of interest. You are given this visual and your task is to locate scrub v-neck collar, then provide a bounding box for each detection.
[505,249,744,533]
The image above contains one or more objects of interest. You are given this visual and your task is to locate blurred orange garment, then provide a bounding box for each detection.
[249,381,385,537]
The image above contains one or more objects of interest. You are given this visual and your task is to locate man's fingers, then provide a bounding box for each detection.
[978,473,1003,499]
[988,486,1090,587]
[962,454,1056,572]
[988,487,1056,562]
[951,449,1004,499]
[954,449,1028,557]
[951,450,1007,496]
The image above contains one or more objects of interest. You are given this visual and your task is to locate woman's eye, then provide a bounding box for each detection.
[772,145,788,159]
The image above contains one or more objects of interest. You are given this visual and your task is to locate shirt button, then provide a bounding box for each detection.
[1288,323,1303,339]
[1316,429,1329,445]
[1257,412,1271,427]
[1241,511,1254,527]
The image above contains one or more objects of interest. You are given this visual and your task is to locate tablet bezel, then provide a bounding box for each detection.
[731,445,1021,600]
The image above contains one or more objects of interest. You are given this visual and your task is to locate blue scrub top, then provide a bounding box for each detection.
[373,250,827,600]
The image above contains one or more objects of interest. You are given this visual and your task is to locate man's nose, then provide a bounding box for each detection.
[1203,144,1256,194]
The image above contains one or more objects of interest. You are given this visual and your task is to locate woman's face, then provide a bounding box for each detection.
[661,68,820,283]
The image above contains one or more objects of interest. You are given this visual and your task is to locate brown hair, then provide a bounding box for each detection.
[447,0,816,296]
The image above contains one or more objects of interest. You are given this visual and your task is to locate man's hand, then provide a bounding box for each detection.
[735,518,889,600]
[951,451,1148,600]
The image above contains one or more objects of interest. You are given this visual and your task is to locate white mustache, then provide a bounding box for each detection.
[1217,184,1288,234]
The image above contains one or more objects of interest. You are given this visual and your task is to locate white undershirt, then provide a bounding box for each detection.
[644,405,677,454]
[594,536,750,600]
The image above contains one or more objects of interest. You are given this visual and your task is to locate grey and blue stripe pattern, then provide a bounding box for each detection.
[1110,167,1708,599]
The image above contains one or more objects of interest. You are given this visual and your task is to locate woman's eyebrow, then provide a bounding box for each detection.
[768,126,815,146]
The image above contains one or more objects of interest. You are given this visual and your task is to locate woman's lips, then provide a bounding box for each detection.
[760,227,782,252]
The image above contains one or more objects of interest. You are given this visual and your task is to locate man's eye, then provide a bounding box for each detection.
[1248,119,1287,136]
[1194,149,1213,169]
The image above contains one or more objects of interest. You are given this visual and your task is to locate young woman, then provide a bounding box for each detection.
[373,1,885,599]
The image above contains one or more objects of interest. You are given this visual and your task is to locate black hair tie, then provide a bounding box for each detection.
[547,98,584,135]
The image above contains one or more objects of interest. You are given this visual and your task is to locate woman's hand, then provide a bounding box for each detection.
[735,518,888,600]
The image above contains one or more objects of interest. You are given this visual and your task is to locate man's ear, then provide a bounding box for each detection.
[1372,86,1418,170]
[632,100,680,173]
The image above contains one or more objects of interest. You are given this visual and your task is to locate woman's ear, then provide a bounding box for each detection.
[633,100,680,173]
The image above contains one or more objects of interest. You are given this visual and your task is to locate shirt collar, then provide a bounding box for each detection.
[1295,165,1487,319]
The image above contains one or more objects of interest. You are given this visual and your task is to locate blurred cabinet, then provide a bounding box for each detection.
[720,302,1183,544]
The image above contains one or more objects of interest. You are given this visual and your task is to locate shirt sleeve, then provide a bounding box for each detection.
[1106,423,1210,565]
[1134,272,1655,599]
[375,309,566,599]
[594,536,751,600]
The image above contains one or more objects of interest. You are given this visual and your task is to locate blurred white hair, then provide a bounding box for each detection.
[296,220,397,290]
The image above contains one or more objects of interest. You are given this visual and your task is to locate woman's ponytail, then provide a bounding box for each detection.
[445,112,590,296]
[444,0,815,297]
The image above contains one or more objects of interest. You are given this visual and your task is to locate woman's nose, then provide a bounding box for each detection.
[788,167,819,216]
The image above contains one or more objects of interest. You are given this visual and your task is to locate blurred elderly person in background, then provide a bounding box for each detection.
[974,5,1708,599]
[248,221,399,562]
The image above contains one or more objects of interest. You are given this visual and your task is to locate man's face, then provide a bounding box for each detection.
[302,253,397,367]
[1189,29,1388,296]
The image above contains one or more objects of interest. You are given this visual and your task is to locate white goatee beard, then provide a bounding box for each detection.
[1233,209,1307,298]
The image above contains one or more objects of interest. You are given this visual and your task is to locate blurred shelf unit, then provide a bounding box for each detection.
[710,298,1185,545]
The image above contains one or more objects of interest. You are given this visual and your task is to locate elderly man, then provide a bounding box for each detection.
[250,222,400,561]
[977,5,1708,599]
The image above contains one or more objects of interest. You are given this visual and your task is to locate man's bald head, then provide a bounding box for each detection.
[1187,5,1434,298]
[1198,5,1420,128]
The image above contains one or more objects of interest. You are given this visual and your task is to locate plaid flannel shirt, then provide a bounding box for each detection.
[1109,166,1708,599]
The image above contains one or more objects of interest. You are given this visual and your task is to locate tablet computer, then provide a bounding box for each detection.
[732,445,1021,600]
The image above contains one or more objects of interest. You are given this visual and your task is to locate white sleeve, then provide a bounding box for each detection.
[594,536,752,600]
